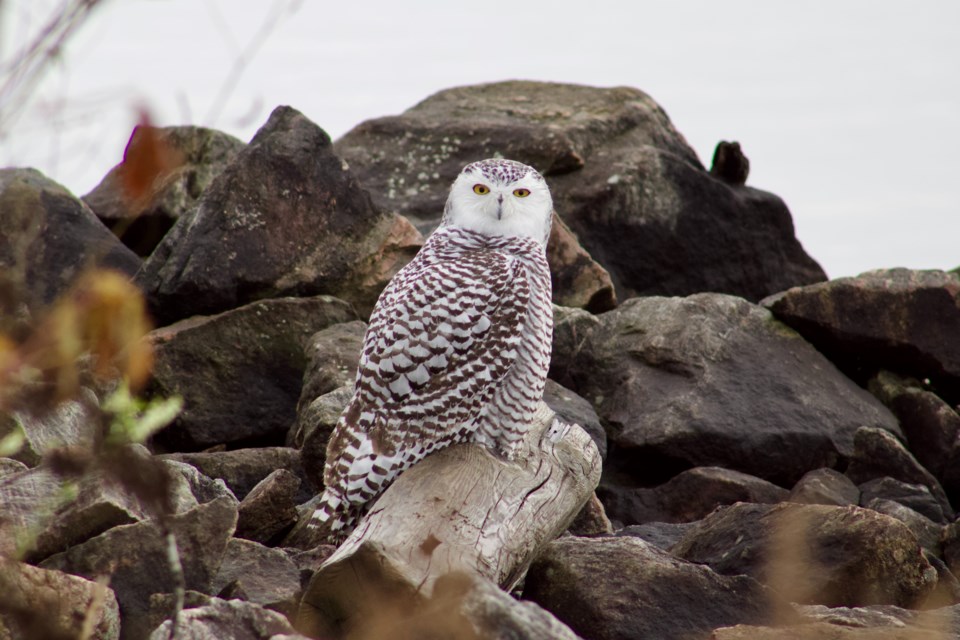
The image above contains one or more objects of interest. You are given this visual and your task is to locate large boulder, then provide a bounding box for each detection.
[147,598,300,640]
[0,560,121,640]
[146,295,356,450]
[0,168,141,316]
[159,447,311,502]
[334,81,826,303]
[41,496,238,640]
[763,269,960,405]
[0,387,100,467]
[211,538,301,614]
[845,427,953,520]
[671,502,938,608]
[83,125,246,256]
[599,466,789,526]
[556,294,901,488]
[136,106,422,325]
[869,370,960,481]
[0,445,202,562]
[522,535,776,640]
[235,469,301,544]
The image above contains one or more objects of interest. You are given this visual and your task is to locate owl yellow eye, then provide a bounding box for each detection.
[513,188,531,198]
[473,184,490,195]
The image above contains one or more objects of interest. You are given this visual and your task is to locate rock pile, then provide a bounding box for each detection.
[1,81,958,639]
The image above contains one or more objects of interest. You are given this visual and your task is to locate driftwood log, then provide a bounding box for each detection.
[296,401,602,638]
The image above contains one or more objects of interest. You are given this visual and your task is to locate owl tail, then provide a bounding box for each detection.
[308,488,362,544]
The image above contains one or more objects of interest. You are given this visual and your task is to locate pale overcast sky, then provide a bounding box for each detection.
[2,0,958,279]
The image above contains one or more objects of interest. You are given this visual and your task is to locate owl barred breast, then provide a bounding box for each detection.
[310,158,554,540]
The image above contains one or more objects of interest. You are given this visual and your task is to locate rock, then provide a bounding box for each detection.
[0,387,100,466]
[671,502,937,608]
[294,321,366,416]
[795,602,960,635]
[82,125,246,256]
[923,553,960,608]
[943,522,960,577]
[794,603,916,628]
[567,492,614,537]
[41,496,238,640]
[334,81,825,304]
[869,371,960,479]
[0,456,186,562]
[599,466,789,526]
[562,294,901,487]
[136,106,422,326]
[845,427,953,521]
[0,168,141,313]
[522,536,776,640]
[160,447,310,502]
[549,305,601,390]
[0,560,121,640]
[546,216,617,312]
[148,598,298,640]
[0,457,27,478]
[543,379,606,460]
[615,521,695,550]
[859,477,949,524]
[211,538,301,615]
[862,498,942,556]
[147,296,356,450]
[763,269,960,405]
[425,573,584,640]
[709,140,750,186]
[296,386,352,490]
[162,458,239,506]
[788,468,860,506]
[612,467,789,524]
[236,469,301,544]
[711,622,946,639]
[288,320,366,448]
[283,544,337,590]
[144,590,214,635]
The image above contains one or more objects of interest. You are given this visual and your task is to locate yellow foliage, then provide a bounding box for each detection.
[0,268,154,409]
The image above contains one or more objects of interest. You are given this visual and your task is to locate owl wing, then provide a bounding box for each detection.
[323,247,530,487]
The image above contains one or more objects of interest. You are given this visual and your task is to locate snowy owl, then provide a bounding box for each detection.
[309,158,554,541]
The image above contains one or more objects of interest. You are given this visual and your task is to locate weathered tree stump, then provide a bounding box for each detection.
[296,401,601,638]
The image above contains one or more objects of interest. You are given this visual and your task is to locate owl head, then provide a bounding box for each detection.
[441,159,553,246]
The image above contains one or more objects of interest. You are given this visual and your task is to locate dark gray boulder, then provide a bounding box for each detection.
[41,497,238,640]
[0,561,121,640]
[859,476,949,524]
[845,427,953,520]
[0,387,100,467]
[211,538,301,615]
[334,81,826,304]
[160,447,310,502]
[763,269,960,405]
[0,168,141,315]
[558,294,901,488]
[146,295,356,450]
[869,370,960,484]
[671,502,937,608]
[83,125,246,257]
[599,466,788,526]
[522,535,776,640]
[289,320,367,448]
[136,106,422,325]
[235,469,301,544]
[148,598,299,640]
[788,468,860,507]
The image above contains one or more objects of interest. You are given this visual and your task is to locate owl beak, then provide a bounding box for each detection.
[496,194,504,220]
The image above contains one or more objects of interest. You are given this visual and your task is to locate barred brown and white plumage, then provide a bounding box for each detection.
[309,158,554,540]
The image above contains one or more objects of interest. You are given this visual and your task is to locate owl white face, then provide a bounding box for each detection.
[441,159,553,246]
